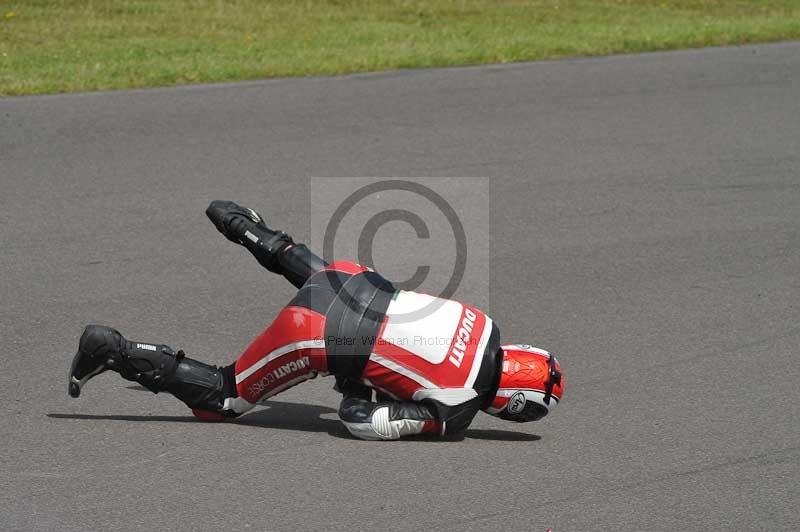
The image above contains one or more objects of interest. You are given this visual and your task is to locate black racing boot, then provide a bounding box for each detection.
[205,200,293,271]
[68,325,239,419]
[206,200,326,287]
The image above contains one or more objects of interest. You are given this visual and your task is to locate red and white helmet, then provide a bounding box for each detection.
[486,344,564,422]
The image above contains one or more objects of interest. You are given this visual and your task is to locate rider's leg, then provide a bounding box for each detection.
[205,200,327,288]
[68,325,253,420]
[230,306,329,405]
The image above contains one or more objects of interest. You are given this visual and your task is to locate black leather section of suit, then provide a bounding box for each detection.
[287,270,350,315]
[387,401,437,423]
[424,395,484,436]
[427,322,503,435]
[325,271,395,378]
[474,323,503,408]
[334,375,373,401]
[337,397,436,424]
[278,244,329,289]
[481,346,505,409]
[287,268,395,378]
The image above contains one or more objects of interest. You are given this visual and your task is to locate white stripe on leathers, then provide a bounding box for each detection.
[235,339,325,384]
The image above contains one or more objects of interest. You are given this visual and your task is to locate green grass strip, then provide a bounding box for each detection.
[1,1,799,96]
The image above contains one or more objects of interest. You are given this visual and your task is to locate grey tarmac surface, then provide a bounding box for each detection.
[1,42,799,532]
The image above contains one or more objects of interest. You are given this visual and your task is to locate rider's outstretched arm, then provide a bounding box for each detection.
[206,200,327,288]
[335,377,445,440]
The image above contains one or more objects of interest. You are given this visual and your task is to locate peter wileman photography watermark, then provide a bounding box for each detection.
[310,177,490,329]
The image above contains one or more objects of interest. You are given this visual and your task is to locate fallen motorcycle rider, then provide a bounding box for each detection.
[68,201,564,440]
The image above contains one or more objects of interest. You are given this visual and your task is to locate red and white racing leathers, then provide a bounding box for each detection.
[226,261,502,440]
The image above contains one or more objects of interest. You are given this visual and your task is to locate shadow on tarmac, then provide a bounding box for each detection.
[50,400,541,441]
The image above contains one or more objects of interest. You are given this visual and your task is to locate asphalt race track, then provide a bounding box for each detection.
[2,42,799,531]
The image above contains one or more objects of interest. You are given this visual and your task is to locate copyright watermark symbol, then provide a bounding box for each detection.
[311,177,490,322]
